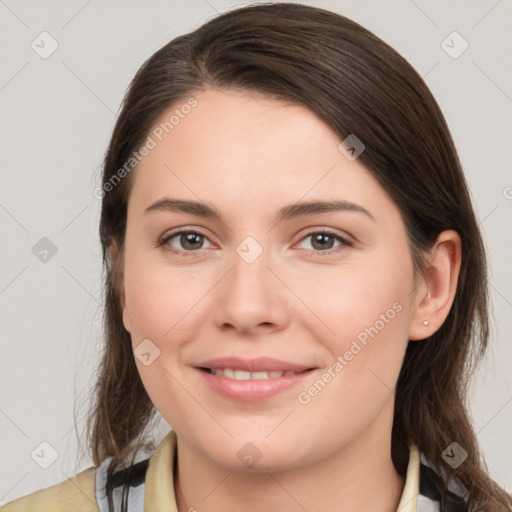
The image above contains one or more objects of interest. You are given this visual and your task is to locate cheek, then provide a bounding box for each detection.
[293,271,411,446]
[123,249,207,343]
[302,258,412,347]
[302,245,414,393]
[122,250,203,420]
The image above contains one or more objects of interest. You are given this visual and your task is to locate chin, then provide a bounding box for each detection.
[195,433,313,473]
[216,450,305,473]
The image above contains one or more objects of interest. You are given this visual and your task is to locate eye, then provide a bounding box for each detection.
[295,230,353,255]
[157,228,353,257]
[158,230,214,256]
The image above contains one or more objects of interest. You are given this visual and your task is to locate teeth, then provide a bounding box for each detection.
[223,368,235,379]
[251,371,270,379]
[209,368,299,380]
[234,370,251,380]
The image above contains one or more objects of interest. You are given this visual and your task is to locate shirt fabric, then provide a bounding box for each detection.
[0,429,470,511]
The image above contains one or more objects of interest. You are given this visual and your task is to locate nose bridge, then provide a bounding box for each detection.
[213,233,288,332]
[230,234,274,305]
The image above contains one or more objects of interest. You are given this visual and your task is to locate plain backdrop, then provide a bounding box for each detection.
[1,0,511,505]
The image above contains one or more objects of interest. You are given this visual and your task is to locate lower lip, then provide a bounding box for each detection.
[196,368,315,402]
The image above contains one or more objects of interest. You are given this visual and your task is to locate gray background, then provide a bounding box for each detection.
[1,0,511,504]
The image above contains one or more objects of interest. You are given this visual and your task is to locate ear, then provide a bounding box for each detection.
[109,241,131,333]
[409,230,462,341]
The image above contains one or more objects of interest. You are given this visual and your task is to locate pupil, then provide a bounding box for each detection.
[313,233,333,250]
[182,233,202,250]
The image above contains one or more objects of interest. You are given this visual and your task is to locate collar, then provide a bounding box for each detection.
[397,443,420,511]
[143,430,422,511]
[143,429,178,510]
[96,430,449,512]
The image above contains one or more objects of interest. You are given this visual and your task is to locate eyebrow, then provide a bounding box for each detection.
[144,198,374,222]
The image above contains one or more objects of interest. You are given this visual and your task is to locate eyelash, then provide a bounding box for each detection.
[156,229,354,258]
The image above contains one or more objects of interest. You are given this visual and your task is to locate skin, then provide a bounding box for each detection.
[118,88,461,512]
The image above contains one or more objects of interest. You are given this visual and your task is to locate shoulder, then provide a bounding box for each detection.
[0,467,98,512]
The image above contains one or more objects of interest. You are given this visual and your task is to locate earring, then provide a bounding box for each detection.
[422,320,429,326]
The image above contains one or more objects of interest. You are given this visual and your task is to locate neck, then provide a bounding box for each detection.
[174,407,405,512]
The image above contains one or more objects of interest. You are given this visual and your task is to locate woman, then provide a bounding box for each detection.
[2,2,510,511]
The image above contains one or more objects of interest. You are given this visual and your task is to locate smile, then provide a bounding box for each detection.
[203,368,303,379]
[196,366,316,402]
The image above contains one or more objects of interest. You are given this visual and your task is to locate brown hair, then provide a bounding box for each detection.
[83,2,511,509]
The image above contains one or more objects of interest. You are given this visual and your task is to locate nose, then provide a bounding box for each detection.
[213,243,291,336]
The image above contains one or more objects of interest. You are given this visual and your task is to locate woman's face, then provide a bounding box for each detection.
[120,88,421,471]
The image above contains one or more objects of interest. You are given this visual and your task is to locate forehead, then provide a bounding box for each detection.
[128,88,394,221]
[156,88,339,168]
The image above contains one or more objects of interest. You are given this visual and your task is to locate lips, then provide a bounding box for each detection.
[194,356,317,401]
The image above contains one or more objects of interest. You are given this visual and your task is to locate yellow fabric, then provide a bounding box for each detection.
[397,444,421,512]
[0,430,420,511]
[0,467,98,512]
[144,428,179,511]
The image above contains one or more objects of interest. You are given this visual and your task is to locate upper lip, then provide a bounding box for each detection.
[195,356,315,373]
